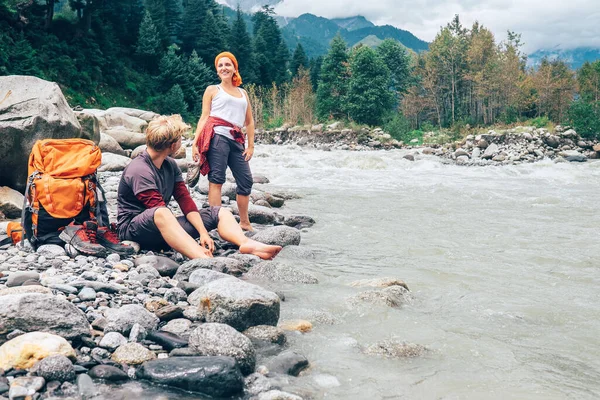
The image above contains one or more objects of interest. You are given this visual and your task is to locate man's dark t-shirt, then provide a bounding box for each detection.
[117,150,183,237]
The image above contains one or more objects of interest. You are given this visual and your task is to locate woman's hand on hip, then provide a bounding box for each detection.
[243,146,254,161]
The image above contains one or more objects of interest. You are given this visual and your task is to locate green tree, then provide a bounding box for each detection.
[145,0,169,47]
[577,60,600,103]
[136,10,161,68]
[290,43,309,77]
[164,0,183,45]
[181,0,206,54]
[567,100,600,139]
[158,44,186,91]
[156,83,188,116]
[309,56,322,91]
[183,50,214,116]
[345,46,394,126]
[252,6,287,85]
[316,34,349,120]
[376,38,412,95]
[229,5,256,84]
[196,8,228,63]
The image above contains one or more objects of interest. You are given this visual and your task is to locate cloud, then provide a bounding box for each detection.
[273,0,600,52]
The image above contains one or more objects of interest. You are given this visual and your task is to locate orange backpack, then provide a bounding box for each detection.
[21,139,109,248]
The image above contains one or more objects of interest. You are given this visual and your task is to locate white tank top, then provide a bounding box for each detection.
[210,85,248,141]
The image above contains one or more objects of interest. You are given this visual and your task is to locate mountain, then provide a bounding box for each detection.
[331,16,374,31]
[528,47,600,69]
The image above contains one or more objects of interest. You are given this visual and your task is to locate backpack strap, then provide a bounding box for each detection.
[21,171,39,242]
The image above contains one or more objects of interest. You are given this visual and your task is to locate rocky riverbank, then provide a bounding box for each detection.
[254,123,600,165]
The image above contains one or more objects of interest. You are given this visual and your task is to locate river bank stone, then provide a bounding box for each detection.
[364,340,427,358]
[88,365,129,381]
[0,293,91,341]
[246,261,318,284]
[349,277,409,290]
[104,304,159,335]
[189,323,256,375]
[31,354,75,382]
[251,226,301,247]
[111,342,156,365]
[188,269,236,287]
[349,286,411,308]
[134,255,180,277]
[266,350,309,376]
[243,325,287,346]
[136,356,244,397]
[188,278,280,331]
[174,257,245,281]
[0,332,75,370]
[257,390,303,400]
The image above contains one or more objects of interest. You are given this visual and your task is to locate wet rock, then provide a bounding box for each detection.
[155,305,184,321]
[104,304,159,335]
[283,215,315,229]
[111,343,156,365]
[78,287,97,301]
[169,347,200,357]
[76,373,98,399]
[349,277,409,290]
[363,340,427,358]
[251,226,301,247]
[99,332,127,351]
[88,365,129,381]
[9,376,45,398]
[98,153,131,172]
[243,326,286,346]
[0,332,75,370]
[253,174,270,184]
[0,293,91,341]
[189,323,256,375]
[161,319,192,336]
[188,278,280,331]
[349,286,410,308]
[278,320,312,333]
[227,253,262,270]
[246,261,318,284]
[245,372,272,395]
[174,257,245,281]
[230,203,278,224]
[257,389,303,400]
[266,350,309,377]
[32,354,75,382]
[146,330,188,351]
[136,356,244,397]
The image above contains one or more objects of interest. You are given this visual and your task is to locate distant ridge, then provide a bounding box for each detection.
[528,47,600,69]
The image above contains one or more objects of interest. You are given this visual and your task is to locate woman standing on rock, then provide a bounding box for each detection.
[192,52,255,231]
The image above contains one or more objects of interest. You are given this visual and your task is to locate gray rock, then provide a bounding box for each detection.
[243,325,286,345]
[363,339,427,358]
[253,174,270,184]
[6,271,39,287]
[98,153,131,172]
[266,350,309,376]
[0,75,93,192]
[257,390,303,400]
[104,304,159,335]
[99,332,128,350]
[111,342,156,365]
[188,323,256,375]
[174,257,245,281]
[74,110,100,144]
[283,215,315,229]
[78,287,97,301]
[134,255,180,277]
[136,356,244,397]
[188,278,280,331]
[70,280,125,293]
[128,323,147,342]
[47,284,78,294]
[36,244,66,258]
[482,143,499,158]
[76,373,98,399]
[0,293,91,341]
[164,287,187,303]
[188,269,236,286]
[246,261,318,284]
[161,318,192,336]
[32,354,75,382]
[251,226,301,247]
[130,144,147,159]
[227,253,262,270]
[0,187,24,219]
[103,128,146,150]
[230,203,278,224]
[98,133,127,156]
[8,376,45,398]
[349,286,410,308]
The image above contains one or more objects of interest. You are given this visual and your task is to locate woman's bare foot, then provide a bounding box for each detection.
[239,239,282,260]
[239,221,253,232]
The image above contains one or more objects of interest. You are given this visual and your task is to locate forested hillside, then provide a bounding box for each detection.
[1,1,599,141]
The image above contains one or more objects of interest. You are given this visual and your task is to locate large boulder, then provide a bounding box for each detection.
[73,110,101,144]
[103,128,146,149]
[0,293,91,342]
[187,278,280,331]
[103,109,148,132]
[0,332,75,370]
[0,186,24,218]
[0,76,94,192]
[188,323,256,375]
[98,133,127,156]
[136,356,243,397]
[105,107,158,123]
[174,257,246,281]
[251,226,301,247]
[99,153,131,172]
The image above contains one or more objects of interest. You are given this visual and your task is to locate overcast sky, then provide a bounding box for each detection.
[273,0,600,53]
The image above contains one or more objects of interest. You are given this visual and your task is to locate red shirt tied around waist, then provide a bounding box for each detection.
[197,116,245,176]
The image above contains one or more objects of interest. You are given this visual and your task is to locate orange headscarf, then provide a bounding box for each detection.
[215,52,243,87]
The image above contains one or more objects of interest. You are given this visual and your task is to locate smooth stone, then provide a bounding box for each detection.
[6,272,39,287]
[31,354,75,382]
[161,319,192,336]
[173,257,245,281]
[279,320,313,333]
[0,331,76,370]
[349,286,410,308]
[104,304,159,335]
[243,326,287,346]
[168,347,199,357]
[266,350,309,377]
[136,356,244,397]
[188,278,280,332]
[0,286,52,296]
[188,323,256,375]
[146,331,188,351]
[78,287,97,301]
[76,373,98,399]
[246,261,318,284]
[134,255,180,277]
[0,294,91,341]
[251,226,301,247]
[187,269,236,287]
[47,284,78,294]
[111,343,156,365]
[257,390,303,400]
[9,376,45,397]
[87,365,129,381]
[99,332,127,351]
[283,215,315,229]
[69,281,125,293]
[128,323,147,343]
[364,340,427,358]
[36,245,66,258]
[155,305,184,321]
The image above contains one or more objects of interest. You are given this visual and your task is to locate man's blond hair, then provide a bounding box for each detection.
[146,114,190,151]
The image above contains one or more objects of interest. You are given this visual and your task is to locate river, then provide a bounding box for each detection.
[245,145,600,399]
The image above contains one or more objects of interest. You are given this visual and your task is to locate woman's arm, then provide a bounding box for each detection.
[241,89,255,161]
[192,86,217,162]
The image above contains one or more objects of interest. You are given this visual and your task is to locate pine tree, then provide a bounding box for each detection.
[196,9,227,63]
[157,84,188,117]
[252,6,287,85]
[316,34,349,120]
[164,0,183,45]
[136,10,161,67]
[144,0,169,48]
[181,0,207,54]
[376,39,412,95]
[183,50,215,116]
[158,44,186,91]
[290,43,309,78]
[229,6,256,84]
[345,46,394,126]
[309,56,323,91]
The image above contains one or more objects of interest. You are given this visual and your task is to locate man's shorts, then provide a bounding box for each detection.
[121,206,220,251]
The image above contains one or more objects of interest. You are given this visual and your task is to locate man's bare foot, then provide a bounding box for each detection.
[239,222,253,232]
[239,239,282,260]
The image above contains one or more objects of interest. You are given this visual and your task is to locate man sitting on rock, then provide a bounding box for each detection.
[116,114,281,260]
